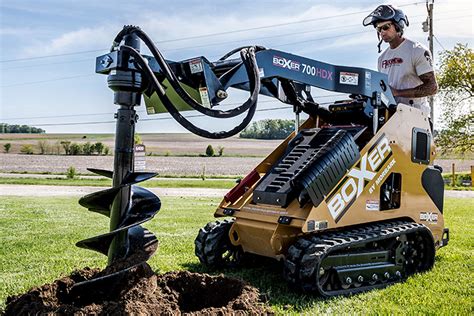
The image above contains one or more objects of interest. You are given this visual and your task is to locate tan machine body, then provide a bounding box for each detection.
[215,104,445,260]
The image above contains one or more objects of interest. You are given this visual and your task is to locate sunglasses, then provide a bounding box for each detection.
[376,23,392,32]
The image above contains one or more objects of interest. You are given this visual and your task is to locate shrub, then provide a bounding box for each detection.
[20,144,34,154]
[103,146,110,155]
[37,140,49,154]
[205,144,215,157]
[69,143,82,155]
[66,166,76,179]
[82,142,94,155]
[94,142,105,155]
[135,133,143,145]
[52,141,62,155]
[217,146,224,156]
[3,143,11,153]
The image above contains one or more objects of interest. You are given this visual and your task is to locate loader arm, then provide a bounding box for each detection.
[96,47,396,135]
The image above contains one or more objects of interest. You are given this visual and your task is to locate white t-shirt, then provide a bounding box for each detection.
[378,38,434,114]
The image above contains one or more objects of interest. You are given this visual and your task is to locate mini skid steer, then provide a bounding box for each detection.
[89,26,448,297]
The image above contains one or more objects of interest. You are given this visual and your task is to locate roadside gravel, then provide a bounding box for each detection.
[0,184,471,198]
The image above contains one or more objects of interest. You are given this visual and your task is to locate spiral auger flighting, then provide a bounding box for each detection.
[70,168,161,296]
[70,32,161,296]
[77,168,161,264]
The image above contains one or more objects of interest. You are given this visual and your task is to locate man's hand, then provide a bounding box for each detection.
[389,71,438,98]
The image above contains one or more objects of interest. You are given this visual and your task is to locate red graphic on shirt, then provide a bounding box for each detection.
[381,57,403,69]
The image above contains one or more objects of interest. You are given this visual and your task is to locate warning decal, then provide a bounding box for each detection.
[340,72,359,85]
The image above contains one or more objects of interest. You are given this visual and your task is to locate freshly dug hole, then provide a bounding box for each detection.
[4,264,271,315]
[161,271,247,312]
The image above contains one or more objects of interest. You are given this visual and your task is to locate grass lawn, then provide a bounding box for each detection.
[0,196,472,314]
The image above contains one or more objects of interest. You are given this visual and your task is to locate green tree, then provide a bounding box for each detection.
[61,141,71,155]
[3,143,11,153]
[435,44,473,154]
[205,144,215,157]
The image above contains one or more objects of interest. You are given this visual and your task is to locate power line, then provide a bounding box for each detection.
[1,10,466,71]
[0,1,427,63]
[1,74,94,87]
[2,13,469,89]
[2,94,346,121]
[1,58,91,71]
[433,35,447,50]
[15,105,295,127]
[2,97,351,127]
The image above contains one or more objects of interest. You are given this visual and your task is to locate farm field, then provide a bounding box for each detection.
[1,133,473,176]
[0,196,472,314]
[0,153,262,176]
[1,154,472,178]
[0,133,282,157]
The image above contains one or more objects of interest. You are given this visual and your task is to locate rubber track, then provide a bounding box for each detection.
[284,220,435,297]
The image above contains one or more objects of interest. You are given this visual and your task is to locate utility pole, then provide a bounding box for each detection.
[423,1,435,123]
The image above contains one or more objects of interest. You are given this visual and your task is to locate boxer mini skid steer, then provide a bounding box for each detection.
[91,26,448,297]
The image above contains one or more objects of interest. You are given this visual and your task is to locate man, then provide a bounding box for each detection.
[363,5,437,116]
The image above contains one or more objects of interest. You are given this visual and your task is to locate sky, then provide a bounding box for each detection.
[0,0,472,134]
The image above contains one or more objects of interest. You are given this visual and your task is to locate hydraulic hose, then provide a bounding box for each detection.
[218,45,266,61]
[113,26,261,119]
[121,45,260,139]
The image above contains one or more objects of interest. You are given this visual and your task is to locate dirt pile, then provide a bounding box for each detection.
[4,264,271,315]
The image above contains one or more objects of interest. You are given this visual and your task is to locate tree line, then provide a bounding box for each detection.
[0,123,45,134]
[240,119,294,139]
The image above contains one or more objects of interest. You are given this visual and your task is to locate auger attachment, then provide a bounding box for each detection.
[71,32,161,294]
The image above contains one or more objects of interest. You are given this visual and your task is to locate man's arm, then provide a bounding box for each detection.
[390,71,438,98]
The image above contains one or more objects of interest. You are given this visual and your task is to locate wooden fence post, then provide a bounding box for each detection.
[451,163,456,187]
[471,165,474,188]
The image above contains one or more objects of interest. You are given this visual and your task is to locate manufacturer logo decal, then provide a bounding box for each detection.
[273,55,333,80]
[326,134,393,222]
[273,56,300,71]
[420,212,438,223]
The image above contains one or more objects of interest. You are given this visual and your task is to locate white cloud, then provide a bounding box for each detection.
[20,26,115,58]
[18,2,373,59]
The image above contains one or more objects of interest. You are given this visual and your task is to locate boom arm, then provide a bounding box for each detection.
[95,26,397,138]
